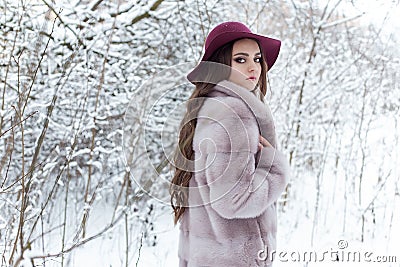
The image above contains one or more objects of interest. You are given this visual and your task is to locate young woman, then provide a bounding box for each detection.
[170,21,290,267]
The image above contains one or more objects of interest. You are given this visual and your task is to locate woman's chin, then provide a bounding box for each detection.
[229,79,258,91]
[243,80,258,91]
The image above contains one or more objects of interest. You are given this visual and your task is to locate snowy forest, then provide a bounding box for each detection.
[1,0,399,266]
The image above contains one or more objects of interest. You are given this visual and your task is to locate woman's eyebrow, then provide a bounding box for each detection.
[233,52,261,56]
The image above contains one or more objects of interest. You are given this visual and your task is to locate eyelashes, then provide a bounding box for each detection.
[254,57,262,63]
[233,57,262,63]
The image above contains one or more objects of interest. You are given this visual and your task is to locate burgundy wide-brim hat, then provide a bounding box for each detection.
[187,21,281,83]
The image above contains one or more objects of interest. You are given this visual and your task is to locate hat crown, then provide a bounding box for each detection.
[205,22,252,49]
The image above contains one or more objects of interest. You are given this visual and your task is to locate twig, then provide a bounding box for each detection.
[320,12,364,29]
[135,233,144,267]
[27,224,64,245]
[21,213,124,262]
[82,1,119,238]
[125,209,129,267]
[0,161,44,193]
[0,115,15,189]
[0,111,38,138]
[61,164,71,267]
[131,0,165,24]
[0,7,22,136]
[8,51,27,265]
[40,0,84,46]
[21,14,57,116]
[361,171,391,216]
[40,205,45,267]
[25,128,79,243]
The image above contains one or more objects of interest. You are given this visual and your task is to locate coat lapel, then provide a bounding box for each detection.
[207,80,277,148]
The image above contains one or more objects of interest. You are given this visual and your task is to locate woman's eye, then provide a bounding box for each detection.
[234,57,246,63]
[254,57,262,63]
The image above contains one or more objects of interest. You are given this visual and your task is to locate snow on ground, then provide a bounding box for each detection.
[67,203,180,267]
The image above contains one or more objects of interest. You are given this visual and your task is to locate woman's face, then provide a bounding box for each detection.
[228,38,262,91]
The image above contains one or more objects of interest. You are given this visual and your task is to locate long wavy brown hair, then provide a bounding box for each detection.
[170,38,268,224]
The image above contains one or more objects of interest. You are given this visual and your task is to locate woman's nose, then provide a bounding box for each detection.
[248,62,256,72]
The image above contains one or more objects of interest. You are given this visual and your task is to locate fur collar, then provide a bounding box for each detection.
[207,80,277,148]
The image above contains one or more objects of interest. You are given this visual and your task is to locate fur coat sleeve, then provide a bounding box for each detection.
[193,90,290,219]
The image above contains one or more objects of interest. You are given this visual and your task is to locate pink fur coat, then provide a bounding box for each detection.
[178,80,290,267]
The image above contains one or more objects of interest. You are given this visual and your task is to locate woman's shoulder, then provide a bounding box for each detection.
[198,95,254,121]
[194,95,260,153]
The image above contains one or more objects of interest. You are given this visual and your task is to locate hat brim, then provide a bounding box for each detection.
[187,31,281,83]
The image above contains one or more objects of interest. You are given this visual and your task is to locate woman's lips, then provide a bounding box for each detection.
[247,76,257,81]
